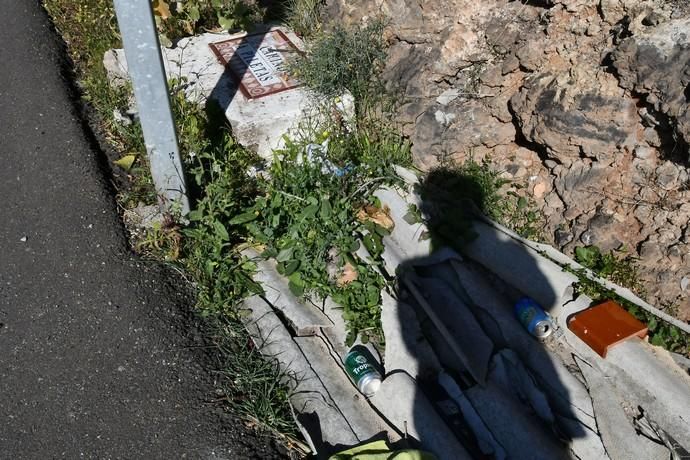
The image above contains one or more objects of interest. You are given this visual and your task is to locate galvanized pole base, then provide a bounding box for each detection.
[112,0,189,215]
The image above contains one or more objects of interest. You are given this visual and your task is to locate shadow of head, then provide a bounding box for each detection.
[417,164,498,252]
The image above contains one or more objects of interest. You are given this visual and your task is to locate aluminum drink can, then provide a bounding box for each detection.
[344,345,382,397]
[514,297,553,339]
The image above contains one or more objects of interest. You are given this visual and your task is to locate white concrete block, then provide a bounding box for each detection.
[103,28,354,160]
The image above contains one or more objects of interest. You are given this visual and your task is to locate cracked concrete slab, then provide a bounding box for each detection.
[243,249,334,336]
[294,336,398,443]
[240,295,358,451]
[575,356,670,460]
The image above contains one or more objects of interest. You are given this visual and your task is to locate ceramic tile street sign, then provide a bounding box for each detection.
[209,30,301,99]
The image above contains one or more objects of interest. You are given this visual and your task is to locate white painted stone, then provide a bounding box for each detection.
[103,27,354,160]
[436,89,460,106]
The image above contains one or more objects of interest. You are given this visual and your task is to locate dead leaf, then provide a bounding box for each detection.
[337,262,358,287]
[356,205,395,231]
[152,0,171,20]
[114,154,137,171]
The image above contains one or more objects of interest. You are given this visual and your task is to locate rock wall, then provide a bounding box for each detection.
[324,0,690,317]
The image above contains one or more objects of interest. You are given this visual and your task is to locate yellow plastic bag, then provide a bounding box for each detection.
[329,440,437,460]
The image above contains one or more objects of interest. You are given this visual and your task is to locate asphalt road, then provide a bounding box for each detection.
[0,1,283,458]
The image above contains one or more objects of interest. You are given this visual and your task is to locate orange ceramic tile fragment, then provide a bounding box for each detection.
[568,300,648,358]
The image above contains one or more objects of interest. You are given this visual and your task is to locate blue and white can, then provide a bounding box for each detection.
[514,297,553,339]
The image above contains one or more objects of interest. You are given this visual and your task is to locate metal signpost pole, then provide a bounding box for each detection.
[112,0,190,215]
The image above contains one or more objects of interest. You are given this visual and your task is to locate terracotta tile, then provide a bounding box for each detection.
[568,300,648,357]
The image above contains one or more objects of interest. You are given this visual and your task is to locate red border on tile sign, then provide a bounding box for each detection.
[209,30,302,100]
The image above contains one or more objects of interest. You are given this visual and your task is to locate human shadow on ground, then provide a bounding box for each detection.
[382,167,591,459]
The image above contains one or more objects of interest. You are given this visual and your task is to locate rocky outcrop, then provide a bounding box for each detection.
[611,17,690,152]
[510,71,637,163]
[324,0,690,317]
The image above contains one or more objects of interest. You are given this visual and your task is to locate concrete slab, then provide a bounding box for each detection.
[448,261,612,459]
[242,249,333,335]
[316,295,350,358]
[463,220,578,314]
[380,291,441,379]
[464,382,570,460]
[240,295,358,452]
[452,262,597,422]
[294,336,399,443]
[373,186,431,275]
[438,372,507,460]
[402,268,494,386]
[606,339,690,450]
[575,356,670,460]
[370,372,473,460]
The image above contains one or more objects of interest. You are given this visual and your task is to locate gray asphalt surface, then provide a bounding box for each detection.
[0,2,283,458]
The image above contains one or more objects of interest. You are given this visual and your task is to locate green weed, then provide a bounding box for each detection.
[152,0,264,43]
[289,20,387,105]
[210,315,298,437]
[230,121,408,345]
[574,245,646,297]
[134,218,183,261]
[285,0,324,37]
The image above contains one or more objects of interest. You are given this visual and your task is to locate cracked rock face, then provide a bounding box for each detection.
[510,71,638,163]
[326,0,690,317]
[611,17,690,153]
